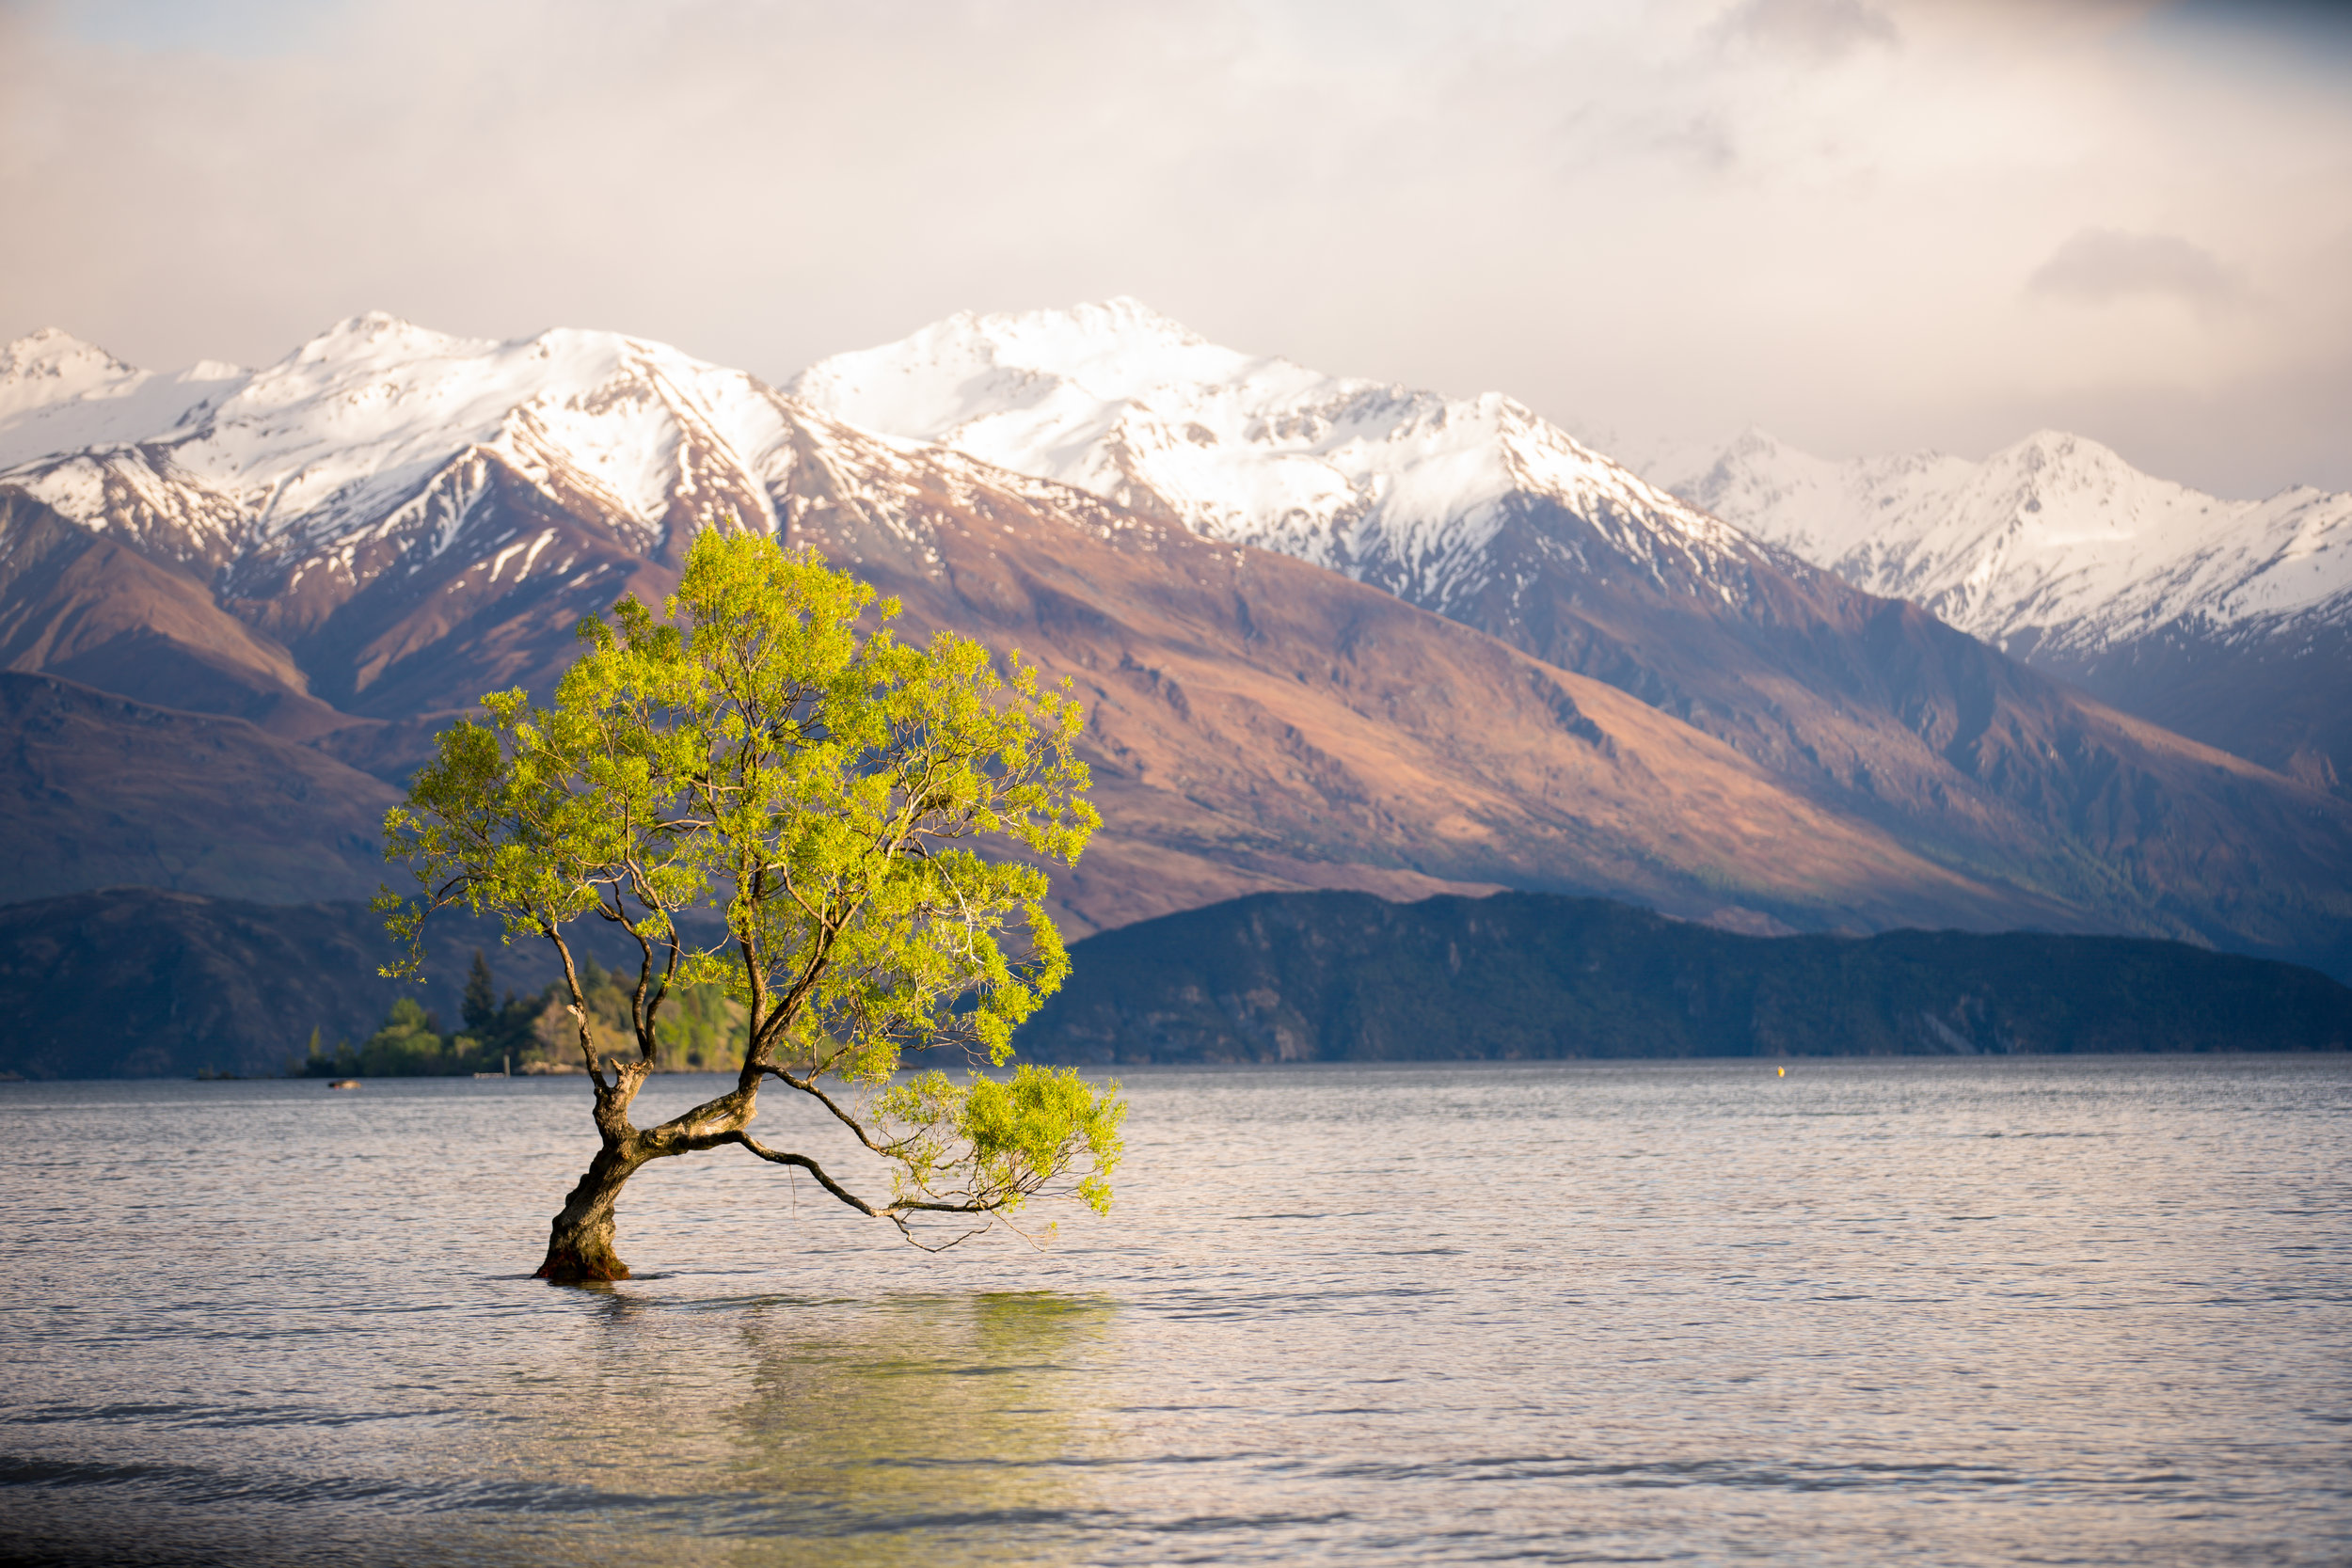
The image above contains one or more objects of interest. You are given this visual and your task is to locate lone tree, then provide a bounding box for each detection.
[379,530,1124,1282]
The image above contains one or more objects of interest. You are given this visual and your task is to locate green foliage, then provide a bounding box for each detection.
[304,982,809,1081]
[303,958,748,1080]
[377,530,1125,1238]
[462,950,498,1034]
[562,956,746,1072]
[645,979,746,1072]
[878,1064,1128,1222]
[303,995,505,1078]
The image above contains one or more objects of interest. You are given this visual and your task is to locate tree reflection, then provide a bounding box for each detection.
[721,1291,1118,1566]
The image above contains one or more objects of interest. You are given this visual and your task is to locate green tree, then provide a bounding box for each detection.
[358,996,457,1075]
[378,531,1123,1281]
[462,948,499,1035]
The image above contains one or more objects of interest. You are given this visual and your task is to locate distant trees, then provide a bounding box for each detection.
[461,950,500,1039]
[300,996,491,1078]
[303,950,751,1077]
[547,953,748,1073]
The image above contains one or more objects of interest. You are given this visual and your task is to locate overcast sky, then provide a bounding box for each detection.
[4,0,2348,495]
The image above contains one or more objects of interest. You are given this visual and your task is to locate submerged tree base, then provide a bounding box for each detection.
[536,1238,630,1283]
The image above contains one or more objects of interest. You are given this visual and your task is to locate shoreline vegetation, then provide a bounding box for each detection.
[295,952,751,1079]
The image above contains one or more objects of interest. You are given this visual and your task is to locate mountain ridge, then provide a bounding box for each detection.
[3,310,2347,975]
[786,302,2352,970]
[787,296,1761,616]
[0,319,2064,942]
[1649,426,2352,788]
[0,671,398,905]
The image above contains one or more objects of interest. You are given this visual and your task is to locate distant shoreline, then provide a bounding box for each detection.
[1017,891,2352,1067]
[4,886,2345,1080]
[8,1053,2350,1087]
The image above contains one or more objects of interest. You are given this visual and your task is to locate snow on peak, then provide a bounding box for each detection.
[960,295,1211,357]
[1648,427,2352,649]
[0,330,250,470]
[188,318,803,548]
[302,310,481,354]
[789,300,1747,605]
[0,329,147,422]
[791,297,1254,443]
[1986,429,2135,481]
[0,327,138,388]
[2,313,800,568]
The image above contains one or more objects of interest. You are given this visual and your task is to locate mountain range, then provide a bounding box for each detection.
[789,302,2352,968]
[1646,426,2352,794]
[1,304,2346,992]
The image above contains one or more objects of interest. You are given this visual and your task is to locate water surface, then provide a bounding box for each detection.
[2,1056,2347,1564]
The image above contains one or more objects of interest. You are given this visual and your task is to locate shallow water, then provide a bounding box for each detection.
[1,1056,2347,1565]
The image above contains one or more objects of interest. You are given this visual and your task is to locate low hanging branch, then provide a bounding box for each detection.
[377,528,1122,1282]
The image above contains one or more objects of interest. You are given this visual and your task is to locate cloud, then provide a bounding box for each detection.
[1652,112,1740,174]
[1711,0,1900,59]
[0,0,2346,495]
[2026,228,2247,310]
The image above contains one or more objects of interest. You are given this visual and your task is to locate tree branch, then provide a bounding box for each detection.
[730,1132,1008,1251]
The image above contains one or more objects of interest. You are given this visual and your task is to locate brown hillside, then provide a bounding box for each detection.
[771,427,2077,939]
[0,673,397,904]
[0,497,348,740]
[1,372,2346,972]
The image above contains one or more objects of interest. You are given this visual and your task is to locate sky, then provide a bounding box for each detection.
[3,0,2349,497]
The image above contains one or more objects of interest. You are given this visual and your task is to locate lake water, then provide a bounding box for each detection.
[1,1056,2346,1565]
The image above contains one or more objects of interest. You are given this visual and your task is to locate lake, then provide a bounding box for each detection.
[1,1056,2346,1565]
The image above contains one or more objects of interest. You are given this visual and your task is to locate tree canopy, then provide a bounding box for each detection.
[379,530,1123,1279]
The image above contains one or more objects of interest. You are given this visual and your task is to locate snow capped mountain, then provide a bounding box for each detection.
[0,313,805,605]
[6,314,2102,942]
[1655,428,2352,657]
[803,304,2211,831]
[0,328,247,471]
[1649,427,2352,787]
[0,328,149,423]
[789,298,1759,613]
[0,315,887,727]
[0,311,1243,728]
[6,308,2351,971]
[781,300,2352,954]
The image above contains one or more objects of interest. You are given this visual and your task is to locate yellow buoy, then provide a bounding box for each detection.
[1776,1067,1786,1077]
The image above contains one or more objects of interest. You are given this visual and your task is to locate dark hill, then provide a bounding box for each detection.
[0,889,648,1079]
[0,673,399,904]
[1017,891,2352,1064]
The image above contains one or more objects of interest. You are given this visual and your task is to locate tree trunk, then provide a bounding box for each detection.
[536,1143,644,1282]
[533,1065,758,1282]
